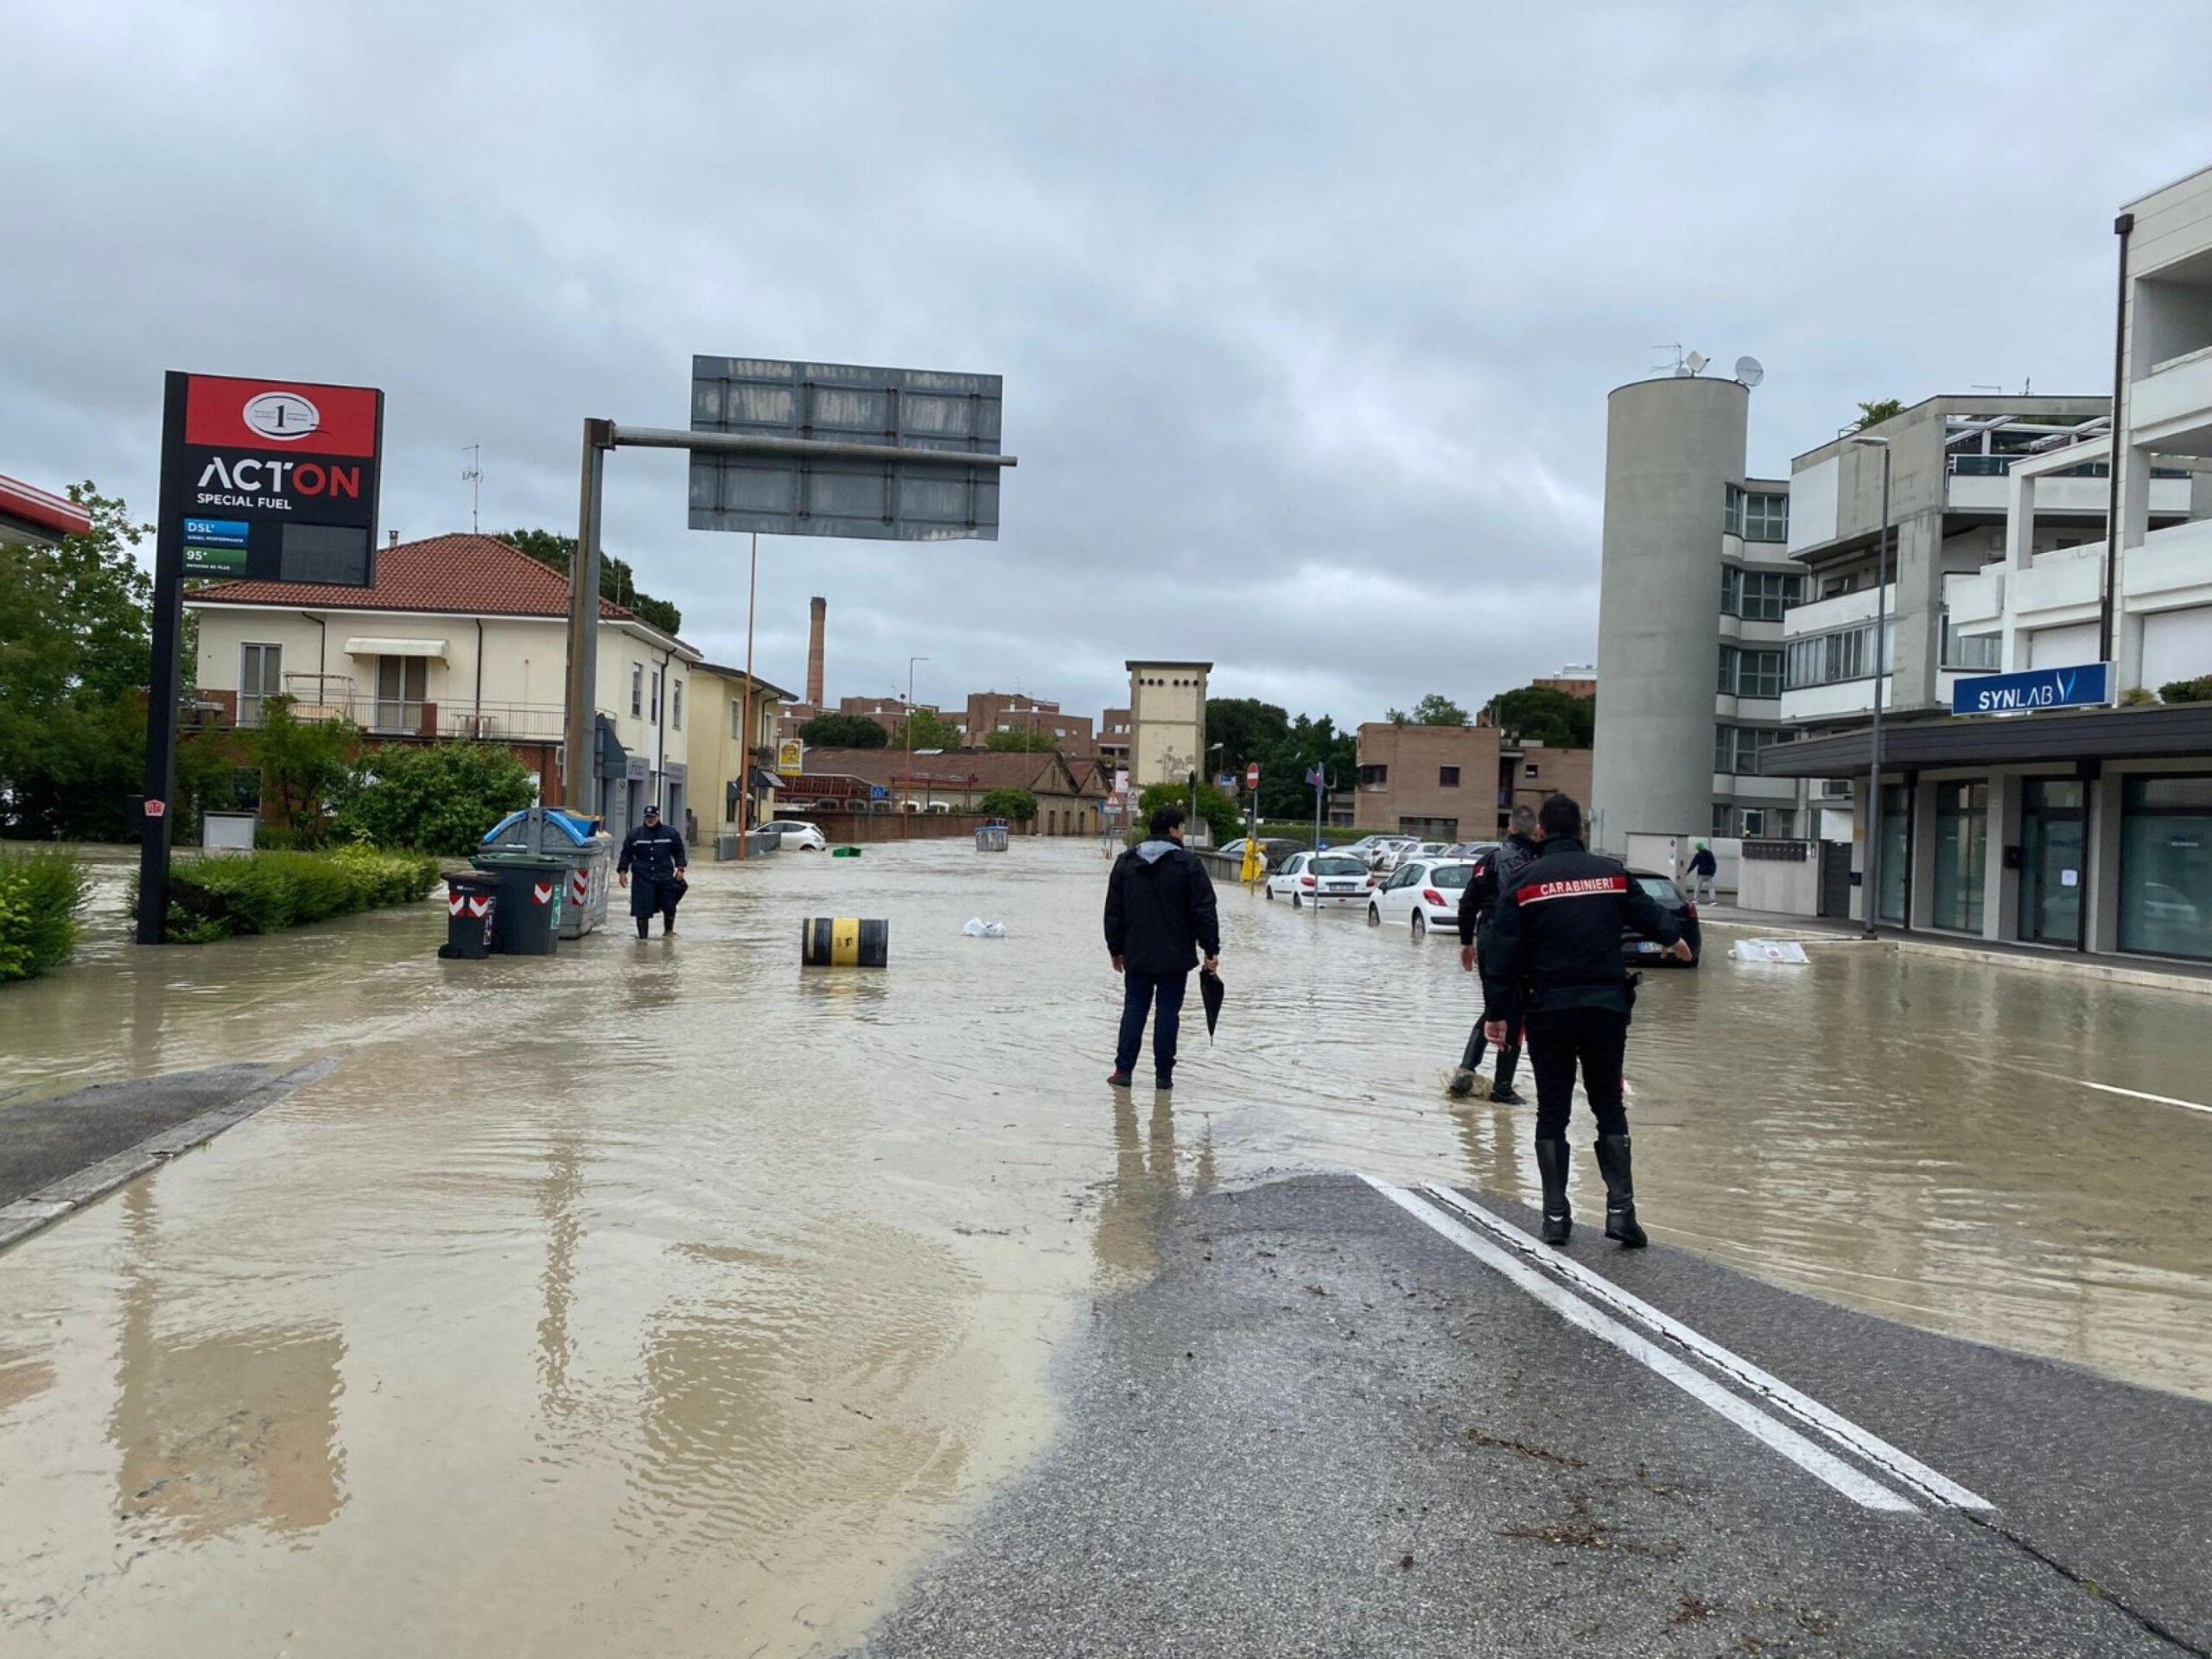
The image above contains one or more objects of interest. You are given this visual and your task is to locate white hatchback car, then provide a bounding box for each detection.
[1269,851,1374,908]
[763,819,827,852]
[1368,857,1476,938]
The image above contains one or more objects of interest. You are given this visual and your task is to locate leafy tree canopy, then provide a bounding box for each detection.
[978,786,1038,822]
[1384,693,1470,728]
[499,528,683,637]
[1855,398,1904,430]
[1204,697,1291,776]
[891,709,964,750]
[1484,684,1595,749]
[251,697,356,846]
[1136,780,1241,845]
[332,741,538,855]
[798,712,887,748]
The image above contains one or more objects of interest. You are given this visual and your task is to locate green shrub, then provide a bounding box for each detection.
[332,742,538,855]
[0,847,91,982]
[162,848,438,941]
[978,786,1039,823]
[1137,781,1241,844]
[2159,675,2212,705]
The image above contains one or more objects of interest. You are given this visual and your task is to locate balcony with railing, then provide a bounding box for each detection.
[226,673,569,741]
[1942,451,2195,513]
[2133,341,2212,452]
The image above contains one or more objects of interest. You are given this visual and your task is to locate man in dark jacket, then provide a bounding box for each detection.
[1449,804,1540,1103]
[1480,794,1689,1248]
[1103,804,1221,1090]
[1687,840,1719,906]
[617,803,688,938]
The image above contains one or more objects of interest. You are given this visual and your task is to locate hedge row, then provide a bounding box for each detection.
[0,848,90,983]
[162,847,440,942]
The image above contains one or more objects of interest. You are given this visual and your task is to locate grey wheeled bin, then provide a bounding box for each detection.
[480,808,614,939]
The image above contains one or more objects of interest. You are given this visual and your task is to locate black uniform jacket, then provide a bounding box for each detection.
[1457,832,1539,948]
[1478,836,1680,1019]
[617,822,687,885]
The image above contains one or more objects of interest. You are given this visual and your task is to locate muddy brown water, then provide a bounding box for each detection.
[2,840,2208,1654]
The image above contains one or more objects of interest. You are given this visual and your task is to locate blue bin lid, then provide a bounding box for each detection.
[481,808,595,847]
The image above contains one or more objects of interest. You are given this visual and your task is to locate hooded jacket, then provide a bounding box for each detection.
[1457,830,1540,948]
[1104,838,1222,976]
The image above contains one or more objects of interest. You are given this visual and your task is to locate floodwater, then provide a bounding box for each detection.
[2,839,2209,1654]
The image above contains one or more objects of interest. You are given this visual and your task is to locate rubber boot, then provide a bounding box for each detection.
[1534,1137,1572,1246]
[1595,1135,1648,1249]
[1489,1044,1523,1106]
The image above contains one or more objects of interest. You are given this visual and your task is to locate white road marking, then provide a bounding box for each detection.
[1359,1176,1918,1514]
[2079,1079,2212,1118]
[1417,1182,1995,1515]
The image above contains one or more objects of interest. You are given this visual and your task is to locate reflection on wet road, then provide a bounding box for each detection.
[1,840,2208,1653]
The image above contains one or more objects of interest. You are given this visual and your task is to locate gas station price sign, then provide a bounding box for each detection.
[160,372,384,583]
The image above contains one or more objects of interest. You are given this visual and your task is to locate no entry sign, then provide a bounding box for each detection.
[162,372,384,583]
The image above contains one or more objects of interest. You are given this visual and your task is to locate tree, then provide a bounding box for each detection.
[1136,780,1240,846]
[1855,398,1904,430]
[977,786,1038,823]
[1484,684,1595,749]
[1255,712,1355,820]
[251,697,357,845]
[498,528,683,637]
[1383,693,1469,728]
[0,484,155,840]
[798,712,888,748]
[332,741,538,854]
[1205,697,1290,777]
[891,709,963,750]
[983,727,1058,752]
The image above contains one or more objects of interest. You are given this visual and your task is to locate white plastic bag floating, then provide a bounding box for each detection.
[962,918,1007,938]
[1730,938,1809,963]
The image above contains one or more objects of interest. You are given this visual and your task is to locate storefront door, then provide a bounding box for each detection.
[2018,779,2086,946]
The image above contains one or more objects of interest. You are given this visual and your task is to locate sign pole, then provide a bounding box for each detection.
[735,529,758,859]
[134,372,191,944]
[563,419,612,820]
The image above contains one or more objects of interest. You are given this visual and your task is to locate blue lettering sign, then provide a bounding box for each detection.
[1951,662,2112,716]
[182,517,251,548]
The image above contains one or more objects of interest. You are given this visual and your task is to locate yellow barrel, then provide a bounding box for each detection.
[801,917,889,967]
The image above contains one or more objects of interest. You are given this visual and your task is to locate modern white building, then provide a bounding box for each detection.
[1765,163,2212,958]
[1590,371,1804,850]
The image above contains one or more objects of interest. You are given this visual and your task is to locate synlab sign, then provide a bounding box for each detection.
[161,372,384,582]
[1951,661,2113,716]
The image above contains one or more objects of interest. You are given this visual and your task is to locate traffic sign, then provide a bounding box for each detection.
[1246,763,1261,790]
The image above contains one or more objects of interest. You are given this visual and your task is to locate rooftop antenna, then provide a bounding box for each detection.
[1652,343,1684,373]
[1734,355,1765,388]
[461,445,483,533]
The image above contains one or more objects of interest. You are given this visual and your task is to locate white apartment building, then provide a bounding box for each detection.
[1764,163,2212,957]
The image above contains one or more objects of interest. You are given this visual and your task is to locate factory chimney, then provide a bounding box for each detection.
[806,596,827,707]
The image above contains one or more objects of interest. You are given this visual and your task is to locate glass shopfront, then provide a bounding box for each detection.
[1929,781,1987,933]
[2018,778,2086,947]
[2119,774,2212,961]
[1877,783,1910,925]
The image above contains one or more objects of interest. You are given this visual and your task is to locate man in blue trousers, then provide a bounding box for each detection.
[1103,804,1221,1091]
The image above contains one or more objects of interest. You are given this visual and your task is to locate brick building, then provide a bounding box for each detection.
[1352,721,1593,840]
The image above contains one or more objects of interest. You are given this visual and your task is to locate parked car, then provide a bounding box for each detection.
[1286,852,1376,909]
[1335,835,1390,864]
[1624,869,1702,965]
[1446,840,1499,861]
[1368,836,1421,873]
[1264,850,1310,899]
[762,819,827,852]
[1368,857,1476,938]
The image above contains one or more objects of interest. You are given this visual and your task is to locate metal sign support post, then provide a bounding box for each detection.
[558,416,1016,830]
[134,374,191,944]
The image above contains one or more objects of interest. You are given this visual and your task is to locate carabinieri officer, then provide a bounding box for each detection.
[1478,793,1689,1248]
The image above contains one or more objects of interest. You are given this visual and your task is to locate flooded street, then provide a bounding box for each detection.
[3,839,2209,1655]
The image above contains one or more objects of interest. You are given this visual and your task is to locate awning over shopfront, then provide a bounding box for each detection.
[1760,704,2212,779]
[343,636,449,658]
[749,766,785,791]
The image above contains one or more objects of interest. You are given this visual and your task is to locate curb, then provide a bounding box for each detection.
[0,1057,341,1255]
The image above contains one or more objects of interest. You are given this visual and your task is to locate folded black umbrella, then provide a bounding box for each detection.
[1200,966,1224,1043]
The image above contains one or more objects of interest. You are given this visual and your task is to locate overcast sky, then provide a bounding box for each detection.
[6,3,2207,727]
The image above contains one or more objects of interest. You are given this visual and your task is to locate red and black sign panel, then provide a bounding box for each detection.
[159,371,383,584]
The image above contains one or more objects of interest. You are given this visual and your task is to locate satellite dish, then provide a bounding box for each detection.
[1685,351,1708,376]
[1736,355,1765,388]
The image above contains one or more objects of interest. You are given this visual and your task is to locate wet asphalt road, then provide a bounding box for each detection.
[861,1169,2212,1658]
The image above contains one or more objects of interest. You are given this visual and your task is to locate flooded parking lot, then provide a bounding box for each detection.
[3,838,2209,1655]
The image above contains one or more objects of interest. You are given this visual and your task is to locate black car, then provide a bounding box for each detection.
[1623,869,1702,967]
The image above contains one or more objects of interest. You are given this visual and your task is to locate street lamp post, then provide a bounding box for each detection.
[903,655,929,841]
[1847,434,1893,936]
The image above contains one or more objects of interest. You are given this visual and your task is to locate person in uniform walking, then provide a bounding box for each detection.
[1103,803,1220,1091]
[1480,794,1689,1248]
[1449,804,1541,1103]
[617,803,688,938]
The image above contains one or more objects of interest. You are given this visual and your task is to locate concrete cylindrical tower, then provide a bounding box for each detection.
[1590,376,1747,850]
[806,596,827,707]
